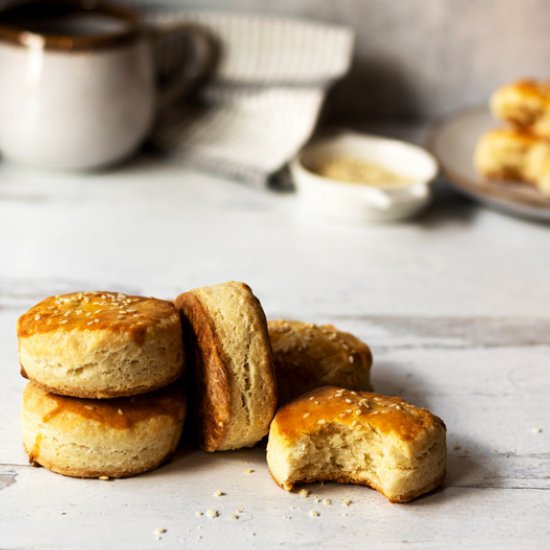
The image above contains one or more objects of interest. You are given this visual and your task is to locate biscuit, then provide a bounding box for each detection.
[267,386,446,503]
[474,128,550,196]
[175,281,277,451]
[21,381,186,478]
[268,320,372,404]
[17,291,185,398]
[490,79,550,138]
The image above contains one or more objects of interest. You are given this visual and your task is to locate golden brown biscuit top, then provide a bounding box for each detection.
[17,291,178,344]
[274,386,445,443]
[24,382,185,430]
[509,79,550,104]
[483,128,542,146]
[269,320,372,364]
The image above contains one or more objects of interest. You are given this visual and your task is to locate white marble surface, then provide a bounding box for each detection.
[0,155,549,549]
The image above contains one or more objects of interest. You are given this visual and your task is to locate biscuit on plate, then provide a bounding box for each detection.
[268,320,372,404]
[490,79,550,138]
[21,382,186,478]
[267,386,446,503]
[474,128,550,196]
[175,281,277,451]
[17,291,185,398]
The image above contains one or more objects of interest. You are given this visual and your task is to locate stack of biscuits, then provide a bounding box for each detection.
[18,281,446,503]
[18,292,187,478]
[474,79,550,196]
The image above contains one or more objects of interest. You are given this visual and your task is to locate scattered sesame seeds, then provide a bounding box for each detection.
[86,321,94,326]
[351,420,359,428]
[298,489,310,498]
[317,419,326,425]
[309,396,315,401]
[339,413,346,418]
[308,510,320,518]
[345,399,352,404]
[342,498,353,507]
[322,498,332,506]
[314,496,321,503]
[229,513,240,521]
[98,475,110,481]
[218,421,223,427]
[85,405,94,411]
[243,469,255,474]
[60,319,68,324]
[345,409,352,414]
[531,427,543,433]
[314,400,320,405]
[34,314,41,321]
[213,490,226,497]
[195,511,204,517]
[348,356,354,364]
[303,412,311,418]
[355,409,363,415]
[205,509,219,519]
[117,409,124,415]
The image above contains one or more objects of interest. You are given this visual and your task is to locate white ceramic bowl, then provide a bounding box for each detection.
[290,132,438,222]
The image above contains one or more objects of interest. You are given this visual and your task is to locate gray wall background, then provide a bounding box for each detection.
[135,0,550,122]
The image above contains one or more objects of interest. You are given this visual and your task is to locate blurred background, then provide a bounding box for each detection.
[129,0,550,123]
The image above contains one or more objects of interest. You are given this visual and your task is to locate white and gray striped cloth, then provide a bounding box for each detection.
[146,11,354,186]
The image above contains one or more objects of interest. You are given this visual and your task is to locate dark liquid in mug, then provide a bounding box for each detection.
[0,2,131,36]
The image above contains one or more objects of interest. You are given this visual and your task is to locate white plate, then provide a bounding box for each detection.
[428,107,550,222]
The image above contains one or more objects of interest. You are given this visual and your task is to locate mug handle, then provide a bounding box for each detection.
[149,23,215,111]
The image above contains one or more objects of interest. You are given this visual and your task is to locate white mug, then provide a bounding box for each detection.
[0,0,210,170]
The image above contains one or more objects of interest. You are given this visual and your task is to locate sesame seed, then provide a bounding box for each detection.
[117,409,124,415]
[351,420,359,428]
[98,475,110,481]
[322,498,332,506]
[34,314,41,321]
[213,490,225,497]
[345,399,352,404]
[303,412,311,418]
[243,469,255,474]
[339,413,346,417]
[348,356,354,364]
[342,498,353,507]
[218,421,223,427]
[299,489,310,498]
[85,405,94,411]
[86,321,94,326]
[60,319,68,324]
[229,513,240,521]
[308,510,320,518]
[195,511,204,517]
[531,427,543,433]
[205,509,219,519]
[317,419,326,425]
[314,400,320,405]
[345,409,352,414]
[309,396,315,401]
